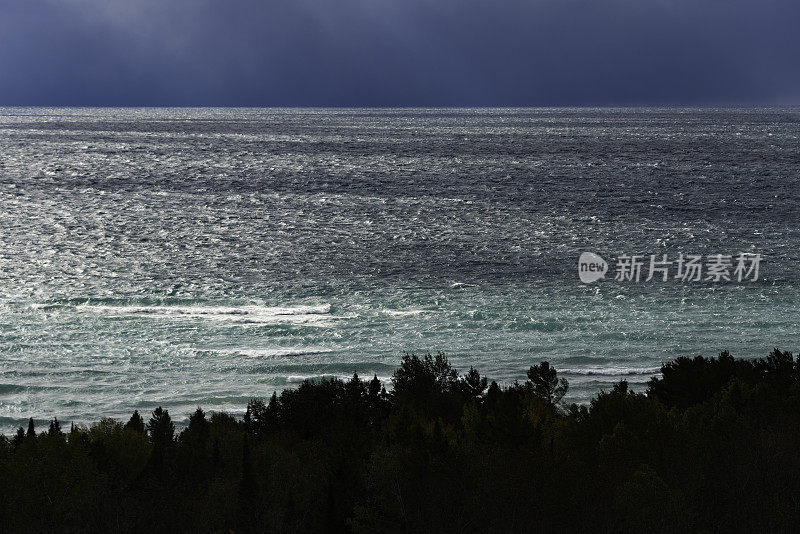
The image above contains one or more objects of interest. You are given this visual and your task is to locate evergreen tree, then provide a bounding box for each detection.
[486,380,501,404]
[345,371,366,399]
[12,427,24,450]
[48,417,63,438]
[182,406,210,447]
[527,361,568,406]
[245,397,276,437]
[368,374,381,398]
[124,410,145,434]
[147,407,174,445]
[267,391,279,420]
[392,352,459,401]
[463,367,488,399]
[3,348,800,532]
[243,402,253,431]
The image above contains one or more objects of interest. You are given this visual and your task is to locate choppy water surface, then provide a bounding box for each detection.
[1,107,798,433]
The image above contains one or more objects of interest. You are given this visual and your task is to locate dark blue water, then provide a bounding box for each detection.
[1,107,798,433]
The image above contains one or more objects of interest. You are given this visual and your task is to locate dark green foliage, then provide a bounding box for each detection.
[368,374,381,398]
[47,418,63,438]
[124,410,145,434]
[147,406,174,472]
[391,352,465,421]
[486,379,501,403]
[462,366,488,399]
[647,351,752,409]
[527,361,568,406]
[181,407,210,446]
[12,427,24,450]
[647,349,797,409]
[2,348,799,533]
[393,352,459,399]
[147,406,174,448]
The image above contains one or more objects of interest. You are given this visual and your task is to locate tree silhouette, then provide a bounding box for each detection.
[761,348,796,384]
[245,395,278,437]
[345,371,366,400]
[266,392,279,427]
[527,361,568,406]
[462,367,488,399]
[2,349,800,532]
[486,380,501,404]
[147,406,174,469]
[243,401,254,431]
[645,350,797,409]
[12,427,24,450]
[48,417,63,438]
[25,417,36,442]
[148,407,174,444]
[368,375,381,398]
[125,410,145,434]
[182,406,210,448]
[393,352,459,400]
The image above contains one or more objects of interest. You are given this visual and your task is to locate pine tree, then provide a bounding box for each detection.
[48,417,63,438]
[125,410,145,434]
[267,391,278,413]
[243,403,252,431]
[613,380,629,394]
[527,361,568,406]
[486,380,501,404]
[463,367,488,398]
[147,406,174,469]
[345,371,366,399]
[12,427,24,450]
[147,406,174,445]
[183,406,210,447]
[368,374,381,398]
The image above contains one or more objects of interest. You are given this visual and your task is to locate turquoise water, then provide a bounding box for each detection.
[1,107,798,433]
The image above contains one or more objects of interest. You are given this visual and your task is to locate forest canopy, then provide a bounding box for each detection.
[2,348,799,533]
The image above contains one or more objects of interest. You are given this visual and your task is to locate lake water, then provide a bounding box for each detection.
[1,107,798,433]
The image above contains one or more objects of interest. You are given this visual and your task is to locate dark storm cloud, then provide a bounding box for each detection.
[0,0,797,106]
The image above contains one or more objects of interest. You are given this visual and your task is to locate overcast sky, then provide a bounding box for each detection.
[0,0,798,106]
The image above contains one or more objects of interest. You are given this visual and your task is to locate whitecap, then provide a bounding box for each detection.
[380,309,427,317]
[559,366,662,376]
[215,347,334,358]
[74,303,340,325]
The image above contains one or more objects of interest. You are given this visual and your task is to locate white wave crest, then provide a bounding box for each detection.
[559,367,662,376]
[215,347,334,358]
[380,309,427,317]
[75,303,338,325]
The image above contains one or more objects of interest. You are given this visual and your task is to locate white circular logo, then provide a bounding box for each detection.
[578,252,608,283]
